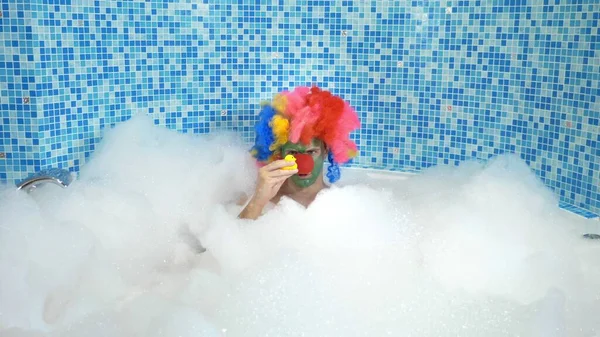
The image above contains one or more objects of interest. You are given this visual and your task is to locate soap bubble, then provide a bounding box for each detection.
[1,114,598,336]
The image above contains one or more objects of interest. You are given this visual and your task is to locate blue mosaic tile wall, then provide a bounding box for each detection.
[0,0,39,183]
[0,0,598,216]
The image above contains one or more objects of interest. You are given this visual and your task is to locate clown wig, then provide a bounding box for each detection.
[250,86,360,183]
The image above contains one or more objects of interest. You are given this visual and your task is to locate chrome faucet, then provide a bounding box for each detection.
[16,168,74,193]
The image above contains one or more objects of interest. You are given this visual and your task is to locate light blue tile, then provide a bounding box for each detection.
[0,0,598,216]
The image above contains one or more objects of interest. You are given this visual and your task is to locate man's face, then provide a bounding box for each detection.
[280,139,325,188]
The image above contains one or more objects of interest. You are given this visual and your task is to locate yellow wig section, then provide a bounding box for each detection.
[269,114,290,151]
[271,94,288,114]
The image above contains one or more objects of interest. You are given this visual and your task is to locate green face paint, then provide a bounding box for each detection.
[281,139,325,188]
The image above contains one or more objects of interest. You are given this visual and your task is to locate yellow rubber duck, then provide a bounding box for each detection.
[281,154,297,170]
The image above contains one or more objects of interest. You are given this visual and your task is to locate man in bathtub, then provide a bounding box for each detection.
[239,86,361,219]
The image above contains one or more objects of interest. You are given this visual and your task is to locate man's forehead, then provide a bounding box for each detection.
[283,139,322,149]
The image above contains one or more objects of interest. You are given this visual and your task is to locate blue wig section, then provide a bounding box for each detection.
[251,105,277,161]
[326,151,341,183]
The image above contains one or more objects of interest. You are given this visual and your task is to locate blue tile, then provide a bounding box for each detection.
[0,0,598,216]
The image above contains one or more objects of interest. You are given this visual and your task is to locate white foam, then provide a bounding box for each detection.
[1,114,598,336]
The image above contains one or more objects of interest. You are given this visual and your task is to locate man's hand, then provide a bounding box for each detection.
[239,159,297,220]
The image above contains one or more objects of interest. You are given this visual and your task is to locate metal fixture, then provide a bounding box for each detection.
[16,168,74,193]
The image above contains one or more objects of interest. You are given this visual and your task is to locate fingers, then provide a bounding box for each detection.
[258,169,295,189]
[261,175,294,189]
[274,174,293,183]
[263,159,297,171]
[263,173,292,185]
[260,159,297,180]
[254,173,290,204]
[269,169,298,178]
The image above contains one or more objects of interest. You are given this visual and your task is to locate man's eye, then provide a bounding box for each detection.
[307,150,317,154]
